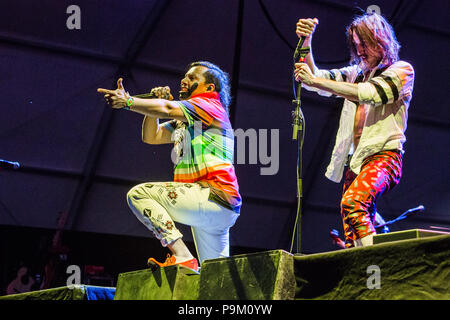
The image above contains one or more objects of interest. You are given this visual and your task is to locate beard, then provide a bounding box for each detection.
[178,82,198,100]
[359,50,383,72]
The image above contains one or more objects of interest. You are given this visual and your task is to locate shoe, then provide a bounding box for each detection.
[147,254,199,272]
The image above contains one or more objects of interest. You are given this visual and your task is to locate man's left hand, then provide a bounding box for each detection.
[294,63,316,85]
[97,78,130,109]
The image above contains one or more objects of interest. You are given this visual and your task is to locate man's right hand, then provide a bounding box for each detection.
[296,18,319,39]
[150,86,174,100]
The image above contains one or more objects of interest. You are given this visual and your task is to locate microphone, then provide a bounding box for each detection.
[294,18,318,62]
[374,205,425,229]
[134,89,174,100]
[133,92,157,99]
[293,36,307,62]
[404,205,425,216]
[0,159,20,170]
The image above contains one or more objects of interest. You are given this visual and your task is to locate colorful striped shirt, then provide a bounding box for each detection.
[162,92,242,213]
[303,60,415,182]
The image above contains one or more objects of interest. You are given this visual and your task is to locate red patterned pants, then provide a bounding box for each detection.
[341,150,402,248]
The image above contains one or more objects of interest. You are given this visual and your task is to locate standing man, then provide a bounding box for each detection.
[294,14,414,248]
[97,61,241,271]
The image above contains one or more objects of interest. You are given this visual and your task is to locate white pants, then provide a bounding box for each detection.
[127,182,239,264]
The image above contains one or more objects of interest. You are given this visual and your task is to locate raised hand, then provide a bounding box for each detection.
[296,18,319,39]
[97,78,130,109]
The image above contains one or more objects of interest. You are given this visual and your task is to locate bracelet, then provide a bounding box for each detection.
[123,96,134,110]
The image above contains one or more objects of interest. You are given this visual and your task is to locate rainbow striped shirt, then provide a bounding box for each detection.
[162,92,241,213]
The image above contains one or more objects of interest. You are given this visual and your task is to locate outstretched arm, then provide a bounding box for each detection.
[97,80,183,144]
[97,78,187,121]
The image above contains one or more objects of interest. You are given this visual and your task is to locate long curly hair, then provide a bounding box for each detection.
[188,61,231,115]
[346,13,401,67]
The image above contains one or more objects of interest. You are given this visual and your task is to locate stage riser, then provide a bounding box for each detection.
[295,235,450,299]
[113,236,450,300]
[373,228,450,244]
[2,234,449,300]
[114,266,199,300]
[113,250,295,300]
[198,250,295,300]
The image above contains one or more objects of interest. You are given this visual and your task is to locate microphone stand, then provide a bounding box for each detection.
[290,46,310,254]
[374,205,425,230]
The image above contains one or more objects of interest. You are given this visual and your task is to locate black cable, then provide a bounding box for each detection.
[289,57,307,252]
[289,107,305,253]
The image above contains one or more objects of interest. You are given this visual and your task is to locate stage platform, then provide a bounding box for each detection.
[294,234,450,299]
[0,284,116,300]
[1,232,449,300]
[373,228,450,244]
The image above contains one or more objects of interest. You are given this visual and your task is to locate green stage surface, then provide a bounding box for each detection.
[1,234,449,300]
[294,235,450,299]
[115,234,449,300]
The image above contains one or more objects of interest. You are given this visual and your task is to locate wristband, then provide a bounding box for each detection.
[124,96,134,110]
